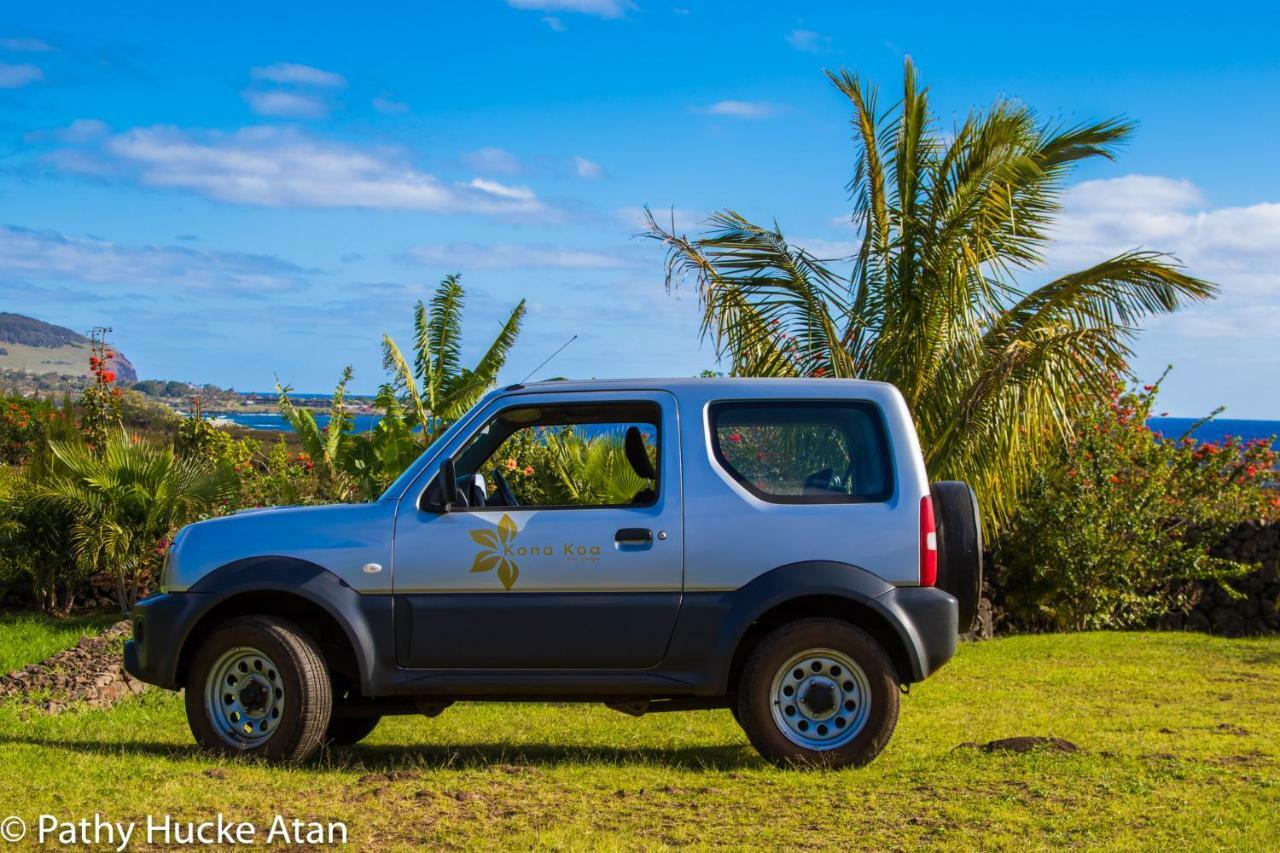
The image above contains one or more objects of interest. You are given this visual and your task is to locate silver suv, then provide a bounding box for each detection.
[125,378,981,768]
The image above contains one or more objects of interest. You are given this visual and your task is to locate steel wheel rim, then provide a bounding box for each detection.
[204,646,285,749]
[769,647,871,751]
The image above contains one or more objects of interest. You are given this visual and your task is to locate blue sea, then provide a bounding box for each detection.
[213,411,1280,449]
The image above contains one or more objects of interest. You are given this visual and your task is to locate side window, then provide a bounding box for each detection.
[709,401,892,503]
[451,401,660,510]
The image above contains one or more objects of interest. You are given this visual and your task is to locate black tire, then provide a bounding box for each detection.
[931,481,983,633]
[735,618,899,769]
[184,615,332,763]
[325,714,381,746]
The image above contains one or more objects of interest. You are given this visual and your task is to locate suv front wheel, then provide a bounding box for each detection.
[736,618,899,768]
[184,616,333,763]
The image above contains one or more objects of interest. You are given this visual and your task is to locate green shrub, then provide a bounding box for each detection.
[0,468,87,615]
[34,432,237,613]
[994,374,1278,631]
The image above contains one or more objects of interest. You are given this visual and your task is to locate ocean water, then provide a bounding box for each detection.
[214,410,1280,449]
[1147,418,1280,450]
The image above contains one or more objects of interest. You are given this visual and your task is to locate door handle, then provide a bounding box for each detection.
[614,528,653,545]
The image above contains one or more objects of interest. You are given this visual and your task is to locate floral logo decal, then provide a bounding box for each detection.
[468,513,520,590]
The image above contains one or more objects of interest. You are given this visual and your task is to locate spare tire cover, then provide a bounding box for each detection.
[930,481,983,633]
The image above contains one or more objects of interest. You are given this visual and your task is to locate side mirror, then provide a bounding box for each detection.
[439,458,459,511]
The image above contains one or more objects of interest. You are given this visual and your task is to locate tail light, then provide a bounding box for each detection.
[920,495,937,586]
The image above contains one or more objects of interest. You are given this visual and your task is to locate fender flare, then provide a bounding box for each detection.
[702,561,926,688]
[182,556,394,694]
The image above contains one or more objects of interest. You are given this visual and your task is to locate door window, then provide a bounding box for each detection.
[449,401,660,510]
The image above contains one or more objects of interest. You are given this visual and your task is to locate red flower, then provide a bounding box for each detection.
[1108,474,1121,484]
[728,432,743,444]
[101,370,116,383]
[523,465,535,477]
[813,367,827,378]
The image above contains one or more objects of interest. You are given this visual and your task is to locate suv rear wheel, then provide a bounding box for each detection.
[736,618,899,768]
[185,616,332,763]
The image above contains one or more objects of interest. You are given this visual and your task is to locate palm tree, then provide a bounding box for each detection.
[35,433,236,614]
[645,60,1215,527]
[382,274,526,444]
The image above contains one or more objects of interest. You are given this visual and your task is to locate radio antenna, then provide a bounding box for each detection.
[520,334,578,384]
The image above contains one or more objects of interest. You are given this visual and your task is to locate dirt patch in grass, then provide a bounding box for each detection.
[0,621,145,712]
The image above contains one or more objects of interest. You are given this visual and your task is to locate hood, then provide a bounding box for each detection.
[165,501,397,593]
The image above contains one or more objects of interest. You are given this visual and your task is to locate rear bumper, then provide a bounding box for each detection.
[877,585,958,680]
[123,591,214,690]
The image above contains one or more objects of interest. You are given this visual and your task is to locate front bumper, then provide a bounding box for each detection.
[123,591,215,690]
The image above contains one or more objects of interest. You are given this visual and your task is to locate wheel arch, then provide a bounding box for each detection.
[726,594,918,694]
[176,557,394,696]
[707,562,926,693]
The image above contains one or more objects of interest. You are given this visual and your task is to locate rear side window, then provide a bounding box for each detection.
[709,401,893,503]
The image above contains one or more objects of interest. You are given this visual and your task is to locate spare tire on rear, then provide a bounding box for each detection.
[930,481,983,633]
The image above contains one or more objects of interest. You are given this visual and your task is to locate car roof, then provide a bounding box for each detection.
[506,376,900,397]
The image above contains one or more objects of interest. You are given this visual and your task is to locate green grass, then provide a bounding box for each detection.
[0,611,119,675]
[0,629,1277,849]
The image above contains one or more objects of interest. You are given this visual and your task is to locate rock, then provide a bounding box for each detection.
[1185,610,1212,632]
[0,620,143,712]
[1210,607,1247,636]
[979,737,1079,754]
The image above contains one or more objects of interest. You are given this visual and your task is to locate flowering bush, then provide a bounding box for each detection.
[995,374,1278,631]
[79,340,123,452]
[0,396,66,466]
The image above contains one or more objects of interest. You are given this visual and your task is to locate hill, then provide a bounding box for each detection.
[0,313,137,382]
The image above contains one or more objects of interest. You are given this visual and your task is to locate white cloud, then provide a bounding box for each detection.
[372,94,410,114]
[243,89,331,119]
[461,147,522,175]
[1049,175,1280,294]
[0,62,42,88]
[62,125,548,215]
[0,38,55,52]
[786,29,830,53]
[0,224,309,293]
[573,155,603,179]
[407,242,631,270]
[506,0,633,18]
[696,100,778,119]
[542,16,566,31]
[1045,173,1280,345]
[250,62,346,88]
[24,118,111,144]
[793,237,858,260]
[465,178,537,202]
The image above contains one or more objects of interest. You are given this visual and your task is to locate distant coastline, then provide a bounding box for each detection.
[207,410,1280,449]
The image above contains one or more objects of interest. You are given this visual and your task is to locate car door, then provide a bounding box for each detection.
[391,389,683,670]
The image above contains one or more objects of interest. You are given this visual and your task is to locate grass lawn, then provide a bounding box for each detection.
[0,627,1277,849]
[0,611,119,676]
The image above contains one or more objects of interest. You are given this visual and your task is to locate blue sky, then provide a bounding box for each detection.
[2,1,1278,416]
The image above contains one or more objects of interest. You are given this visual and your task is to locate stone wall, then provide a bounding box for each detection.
[969,520,1280,640]
[1160,520,1280,636]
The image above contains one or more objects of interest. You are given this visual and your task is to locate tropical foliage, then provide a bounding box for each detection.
[995,375,1279,631]
[645,60,1215,527]
[381,273,526,443]
[277,274,526,500]
[33,432,236,613]
[492,427,653,507]
[0,469,84,614]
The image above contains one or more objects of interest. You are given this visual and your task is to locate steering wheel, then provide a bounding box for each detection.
[491,468,520,507]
